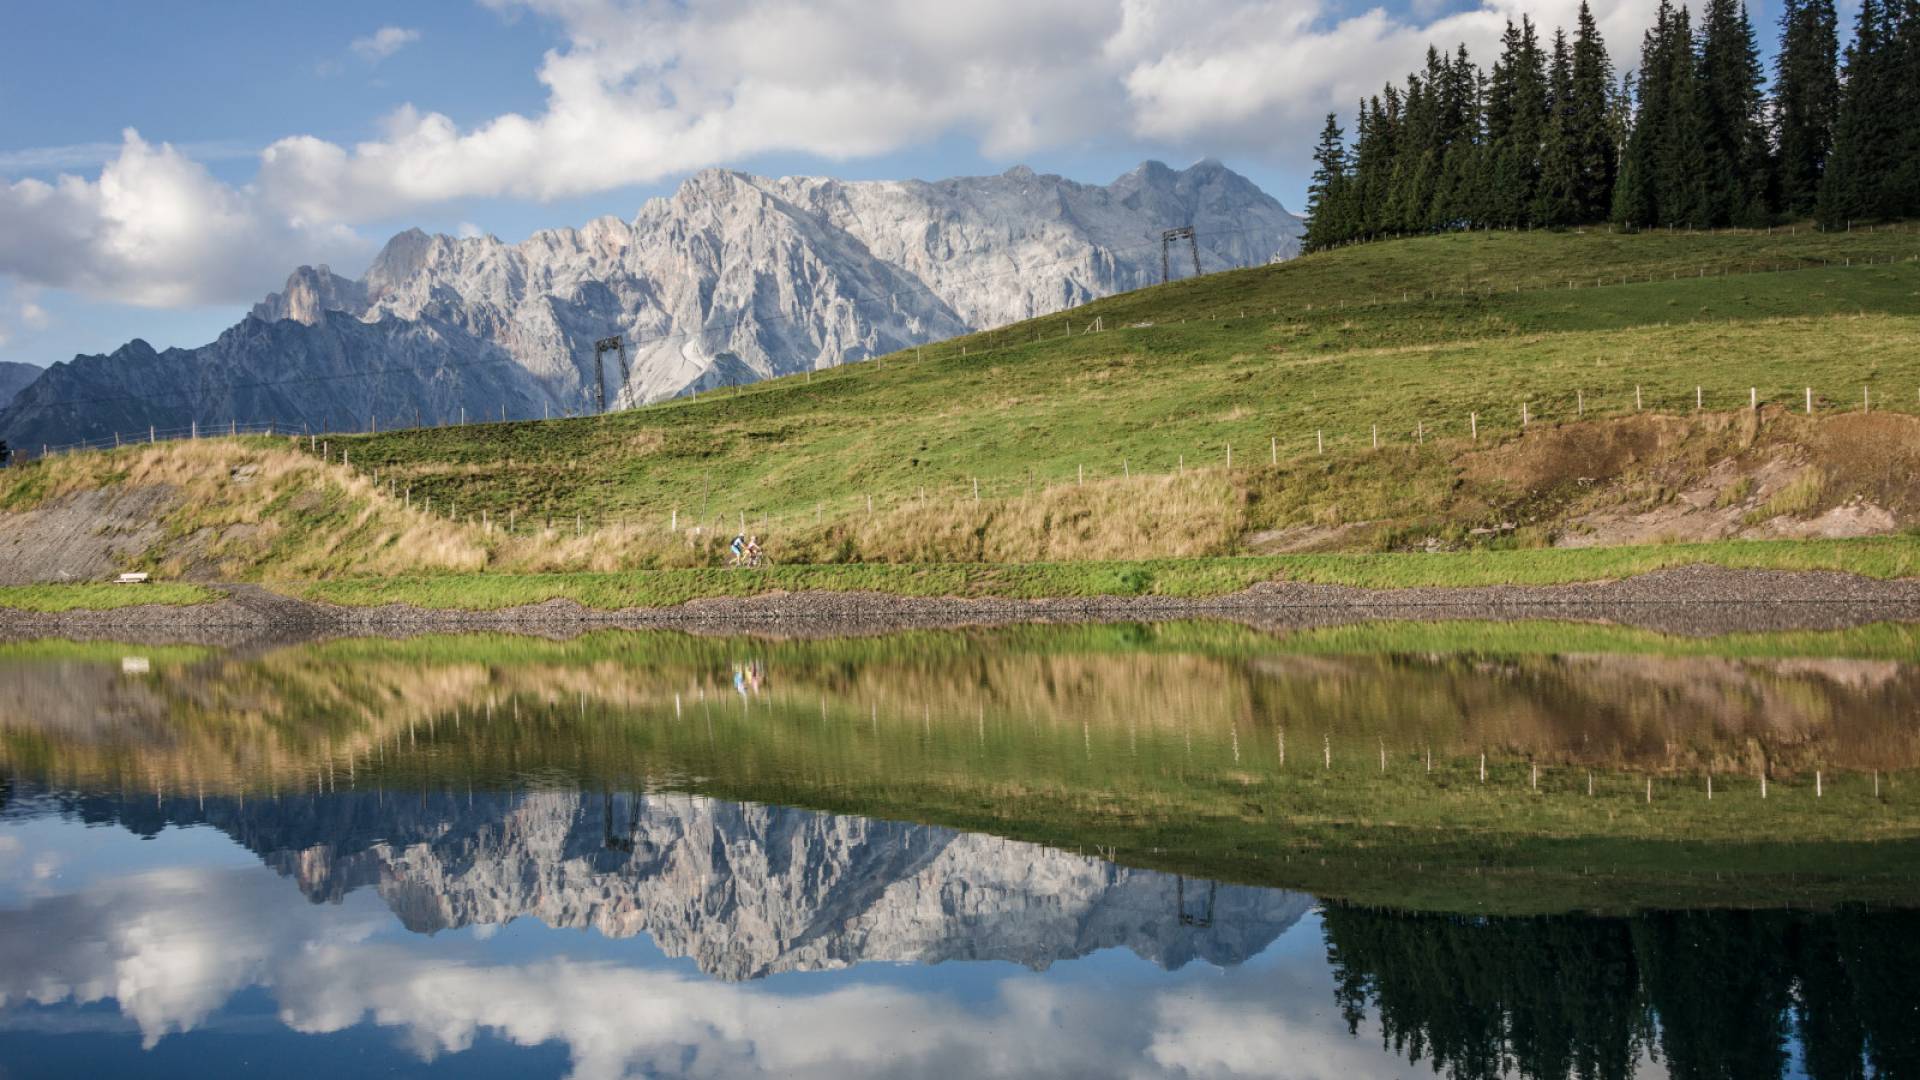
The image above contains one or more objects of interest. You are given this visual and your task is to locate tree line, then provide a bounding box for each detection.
[1303,0,1920,251]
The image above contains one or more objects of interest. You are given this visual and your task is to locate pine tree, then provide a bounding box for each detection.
[1819,0,1896,223]
[1486,17,1549,226]
[1773,0,1840,216]
[1353,88,1402,238]
[1534,30,1580,225]
[1658,3,1712,227]
[1698,0,1769,224]
[1615,0,1676,228]
[1304,113,1353,251]
[1566,3,1618,221]
[1889,0,1920,215]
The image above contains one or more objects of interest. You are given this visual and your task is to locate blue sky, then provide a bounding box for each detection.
[0,0,1800,370]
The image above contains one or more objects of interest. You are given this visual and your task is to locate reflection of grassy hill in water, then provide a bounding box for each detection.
[5,623,1920,912]
[11,622,1920,791]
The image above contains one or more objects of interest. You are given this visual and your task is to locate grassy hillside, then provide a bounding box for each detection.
[3,226,1919,597]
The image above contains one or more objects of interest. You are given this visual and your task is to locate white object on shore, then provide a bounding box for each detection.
[114,572,150,585]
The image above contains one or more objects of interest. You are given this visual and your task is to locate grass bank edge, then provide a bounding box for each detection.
[0,583,222,612]
[288,536,1920,610]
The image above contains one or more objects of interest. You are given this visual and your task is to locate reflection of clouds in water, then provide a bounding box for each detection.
[0,853,1410,1080]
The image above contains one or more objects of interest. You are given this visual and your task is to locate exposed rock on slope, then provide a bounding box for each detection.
[0,161,1300,448]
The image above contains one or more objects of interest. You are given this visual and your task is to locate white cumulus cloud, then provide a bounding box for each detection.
[0,130,368,308]
[0,0,1666,310]
[350,26,422,63]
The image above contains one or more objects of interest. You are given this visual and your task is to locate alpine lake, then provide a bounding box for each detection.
[3,619,1918,1078]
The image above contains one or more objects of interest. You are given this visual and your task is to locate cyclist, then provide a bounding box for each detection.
[729,533,747,565]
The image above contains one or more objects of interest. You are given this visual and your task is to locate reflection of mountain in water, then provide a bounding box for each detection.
[46,787,1310,981]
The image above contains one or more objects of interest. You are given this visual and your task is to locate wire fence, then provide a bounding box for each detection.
[287,372,1918,547]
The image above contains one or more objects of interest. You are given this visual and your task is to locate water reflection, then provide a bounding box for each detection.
[3,623,1920,1076]
[32,786,1308,979]
[1,786,1916,1078]
[1323,904,1920,1079]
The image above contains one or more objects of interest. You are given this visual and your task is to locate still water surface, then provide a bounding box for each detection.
[2,622,1917,1078]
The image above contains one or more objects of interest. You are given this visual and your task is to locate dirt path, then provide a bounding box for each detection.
[4,564,1920,645]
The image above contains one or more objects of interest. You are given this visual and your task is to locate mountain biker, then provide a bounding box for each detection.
[745,535,762,565]
[730,533,747,564]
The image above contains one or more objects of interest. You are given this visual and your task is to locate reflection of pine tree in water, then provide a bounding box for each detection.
[1322,905,1920,1079]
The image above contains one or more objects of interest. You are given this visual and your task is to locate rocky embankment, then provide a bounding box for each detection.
[5,565,1920,644]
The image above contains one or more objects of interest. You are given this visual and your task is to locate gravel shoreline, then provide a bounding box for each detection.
[5,565,1920,646]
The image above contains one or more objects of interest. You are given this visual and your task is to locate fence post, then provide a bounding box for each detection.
[1635,385,1642,411]
[1750,387,1757,410]
[1696,386,1702,412]
[1470,413,1477,440]
[1371,423,1378,449]
[1577,390,1584,417]
[1316,430,1323,454]
[1270,437,1276,465]
[1864,386,1870,413]
[151,426,156,444]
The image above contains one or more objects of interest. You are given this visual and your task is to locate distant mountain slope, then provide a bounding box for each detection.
[0,161,1302,450]
[0,362,37,413]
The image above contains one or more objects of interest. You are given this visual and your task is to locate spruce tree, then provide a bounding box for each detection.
[1658,3,1712,227]
[1773,0,1840,216]
[1698,0,1769,224]
[1819,0,1895,223]
[1890,0,1920,215]
[1486,17,1549,226]
[1304,113,1352,252]
[1534,30,1580,225]
[1566,3,1618,222]
[1615,0,1676,228]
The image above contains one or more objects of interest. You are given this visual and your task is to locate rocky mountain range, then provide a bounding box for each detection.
[0,160,1300,451]
[43,787,1311,982]
[0,361,37,414]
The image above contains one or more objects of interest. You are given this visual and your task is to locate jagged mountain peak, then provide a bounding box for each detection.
[0,161,1300,447]
[252,265,369,326]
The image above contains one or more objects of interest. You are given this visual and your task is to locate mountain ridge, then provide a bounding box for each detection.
[0,160,1301,449]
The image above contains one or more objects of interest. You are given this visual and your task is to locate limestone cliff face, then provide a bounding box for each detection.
[0,161,1300,447]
